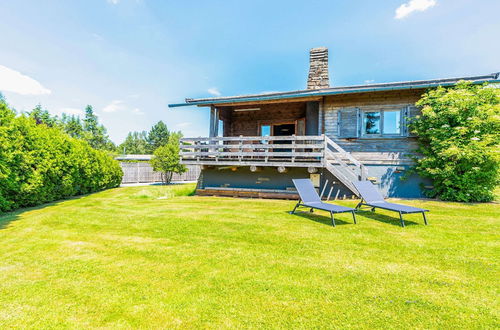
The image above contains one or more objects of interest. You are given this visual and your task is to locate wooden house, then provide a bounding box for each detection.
[169,48,500,199]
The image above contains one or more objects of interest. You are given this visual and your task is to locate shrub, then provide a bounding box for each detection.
[0,103,122,212]
[150,135,186,184]
[409,82,500,202]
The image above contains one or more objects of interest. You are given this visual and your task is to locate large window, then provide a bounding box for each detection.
[362,110,402,136]
[217,120,224,137]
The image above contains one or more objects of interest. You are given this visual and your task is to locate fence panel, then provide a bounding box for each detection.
[120,162,200,184]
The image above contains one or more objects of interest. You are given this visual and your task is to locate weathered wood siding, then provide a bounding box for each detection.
[322,89,425,164]
[221,102,306,136]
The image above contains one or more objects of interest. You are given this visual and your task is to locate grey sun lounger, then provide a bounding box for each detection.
[353,180,428,227]
[290,179,356,227]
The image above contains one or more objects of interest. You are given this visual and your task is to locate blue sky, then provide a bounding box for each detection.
[1,0,499,143]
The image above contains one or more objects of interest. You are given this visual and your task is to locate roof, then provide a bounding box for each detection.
[115,154,152,161]
[168,72,500,108]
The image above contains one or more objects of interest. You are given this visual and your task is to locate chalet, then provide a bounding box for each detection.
[169,48,500,199]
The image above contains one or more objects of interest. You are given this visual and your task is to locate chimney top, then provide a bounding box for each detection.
[307,47,329,90]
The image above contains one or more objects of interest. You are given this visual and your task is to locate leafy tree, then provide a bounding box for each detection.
[147,121,170,152]
[118,131,149,154]
[150,135,186,184]
[82,105,115,151]
[409,82,500,202]
[0,102,122,212]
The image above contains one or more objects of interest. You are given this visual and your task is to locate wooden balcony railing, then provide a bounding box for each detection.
[179,135,325,167]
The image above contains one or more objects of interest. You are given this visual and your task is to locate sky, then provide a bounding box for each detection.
[1,0,499,144]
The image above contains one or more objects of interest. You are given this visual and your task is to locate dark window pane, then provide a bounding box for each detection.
[363,112,380,135]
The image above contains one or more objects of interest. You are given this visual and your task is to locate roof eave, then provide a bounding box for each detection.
[168,77,500,108]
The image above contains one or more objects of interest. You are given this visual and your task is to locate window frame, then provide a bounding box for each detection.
[360,109,404,138]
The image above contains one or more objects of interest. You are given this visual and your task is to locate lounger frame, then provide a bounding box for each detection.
[291,200,357,227]
[353,181,428,227]
[290,179,357,227]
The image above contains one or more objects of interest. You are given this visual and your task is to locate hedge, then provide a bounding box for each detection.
[0,103,123,212]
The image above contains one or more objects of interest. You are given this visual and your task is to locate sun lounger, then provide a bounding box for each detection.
[353,180,428,227]
[290,179,356,227]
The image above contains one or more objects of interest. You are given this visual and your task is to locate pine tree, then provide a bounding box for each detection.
[147,121,170,152]
[82,105,115,150]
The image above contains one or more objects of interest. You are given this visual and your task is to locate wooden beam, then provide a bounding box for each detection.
[197,96,322,108]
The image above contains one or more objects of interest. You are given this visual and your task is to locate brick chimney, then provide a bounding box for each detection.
[307,47,329,90]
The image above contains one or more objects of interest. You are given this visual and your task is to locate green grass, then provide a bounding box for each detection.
[0,184,498,328]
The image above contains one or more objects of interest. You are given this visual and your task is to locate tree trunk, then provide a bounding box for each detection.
[165,171,173,184]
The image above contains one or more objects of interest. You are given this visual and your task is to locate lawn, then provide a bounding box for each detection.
[0,184,498,328]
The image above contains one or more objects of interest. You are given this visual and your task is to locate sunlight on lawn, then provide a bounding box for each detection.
[0,184,498,328]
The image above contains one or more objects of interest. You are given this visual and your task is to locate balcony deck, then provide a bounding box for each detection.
[180,136,325,168]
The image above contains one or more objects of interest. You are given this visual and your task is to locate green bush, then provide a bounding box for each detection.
[409,82,500,202]
[0,103,122,212]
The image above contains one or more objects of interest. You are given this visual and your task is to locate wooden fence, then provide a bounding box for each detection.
[120,162,200,184]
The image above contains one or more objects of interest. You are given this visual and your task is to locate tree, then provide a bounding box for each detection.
[409,81,500,202]
[61,114,86,140]
[150,136,186,184]
[118,131,149,154]
[147,121,170,152]
[28,104,59,127]
[0,101,122,212]
[82,105,115,151]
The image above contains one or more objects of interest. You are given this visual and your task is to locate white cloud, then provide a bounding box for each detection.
[395,0,436,19]
[107,0,120,4]
[132,108,144,115]
[103,100,125,112]
[364,79,375,84]
[56,107,84,116]
[0,65,51,95]
[207,87,221,96]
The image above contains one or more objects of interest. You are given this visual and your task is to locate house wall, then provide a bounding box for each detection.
[198,166,354,198]
[323,89,425,164]
[196,89,431,199]
[322,89,429,197]
[223,102,306,136]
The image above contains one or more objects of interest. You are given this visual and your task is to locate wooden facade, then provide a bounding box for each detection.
[169,54,498,199]
[178,89,429,198]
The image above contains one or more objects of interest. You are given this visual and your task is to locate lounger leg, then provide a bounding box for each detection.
[352,211,357,224]
[355,202,362,210]
[330,211,336,227]
[290,203,300,214]
[310,208,314,213]
[423,212,428,225]
[398,211,405,227]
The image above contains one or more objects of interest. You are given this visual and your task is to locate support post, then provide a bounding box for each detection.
[399,211,405,227]
[330,211,336,227]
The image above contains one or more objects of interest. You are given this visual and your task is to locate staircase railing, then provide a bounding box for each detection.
[323,136,368,195]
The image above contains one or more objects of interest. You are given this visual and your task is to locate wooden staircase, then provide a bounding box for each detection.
[323,136,367,196]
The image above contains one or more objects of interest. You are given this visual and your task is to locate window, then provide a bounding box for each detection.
[362,110,402,137]
[217,120,224,137]
[260,125,271,137]
[383,110,401,134]
[260,125,270,143]
[363,112,381,135]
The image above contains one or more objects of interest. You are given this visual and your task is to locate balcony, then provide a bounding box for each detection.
[179,135,325,168]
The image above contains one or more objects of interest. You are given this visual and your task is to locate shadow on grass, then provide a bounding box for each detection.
[286,210,353,227]
[0,195,86,230]
[355,210,420,227]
